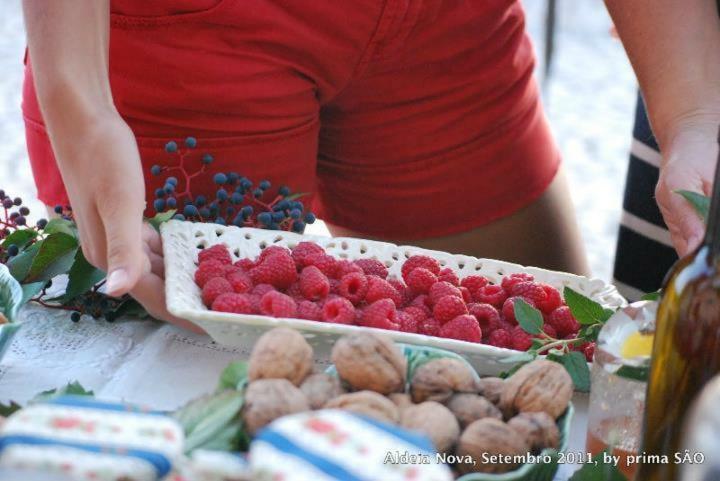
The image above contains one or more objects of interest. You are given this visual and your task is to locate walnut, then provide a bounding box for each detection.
[300,373,345,410]
[508,412,560,452]
[477,377,505,406]
[331,333,406,394]
[456,418,530,474]
[248,327,313,386]
[388,393,413,411]
[446,393,502,429]
[410,358,477,403]
[242,379,310,435]
[400,401,460,453]
[324,391,400,424]
[500,360,573,419]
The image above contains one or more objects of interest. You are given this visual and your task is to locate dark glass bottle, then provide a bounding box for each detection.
[635,137,720,481]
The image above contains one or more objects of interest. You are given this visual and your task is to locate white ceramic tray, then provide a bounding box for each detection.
[161,220,626,375]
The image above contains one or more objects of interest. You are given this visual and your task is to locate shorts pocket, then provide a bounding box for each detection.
[110,0,228,27]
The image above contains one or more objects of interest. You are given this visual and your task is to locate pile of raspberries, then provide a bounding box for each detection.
[194,242,583,353]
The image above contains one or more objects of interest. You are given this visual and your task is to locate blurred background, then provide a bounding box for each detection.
[0,0,637,282]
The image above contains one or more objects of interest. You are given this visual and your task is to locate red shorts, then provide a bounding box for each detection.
[23,0,559,239]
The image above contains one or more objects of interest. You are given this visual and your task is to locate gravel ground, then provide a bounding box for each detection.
[0,0,636,282]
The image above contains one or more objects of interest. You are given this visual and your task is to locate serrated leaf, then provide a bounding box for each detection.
[173,390,244,453]
[42,218,78,238]
[0,400,22,417]
[20,282,45,305]
[34,381,94,402]
[676,190,709,222]
[8,242,40,281]
[24,233,78,283]
[514,298,544,335]
[641,290,661,301]
[615,365,649,382]
[0,264,24,322]
[147,210,177,232]
[564,287,614,325]
[569,449,628,481]
[60,250,105,303]
[554,351,591,392]
[217,361,249,392]
[1,229,37,249]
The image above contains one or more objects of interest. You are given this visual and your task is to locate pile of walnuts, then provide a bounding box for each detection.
[241,327,573,475]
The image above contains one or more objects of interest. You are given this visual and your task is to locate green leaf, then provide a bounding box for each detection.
[110,297,150,320]
[34,381,94,402]
[552,351,591,392]
[60,250,105,303]
[514,298,544,335]
[25,233,78,283]
[615,365,649,382]
[0,264,24,322]
[217,361,249,392]
[1,229,37,249]
[147,210,177,232]
[42,218,78,238]
[8,242,40,281]
[20,282,45,305]
[676,190,709,222]
[578,323,603,343]
[0,401,22,417]
[564,287,614,326]
[569,449,628,481]
[641,290,661,302]
[173,390,244,453]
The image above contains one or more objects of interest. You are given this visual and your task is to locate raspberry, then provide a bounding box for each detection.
[510,282,547,306]
[337,260,364,277]
[397,311,419,333]
[439,315,482,343]
[194,260,226,288]
[198,244,232,265]
[260,291,298,318]
[487,329,512,349]
[223,264,243,277]
[510,326,533,351]
[501,273,534,293]
[502,296,536,325]
[419,317,441,336]
[401,255,441,281]
[409,295,433,316]
[542,323,558,339]
[299,266,330,301]
[433,295,468,324]
[403,306,428,325]
[252,283,276,297]
[437,268,460,286]
[459,287,472,304]
[583,342,596,362]
[535,284,562,314]
[305,253,339,278]
[291,241,325,269]
[250,250,297,289]
[329,278,341,294]
[338,272,368,305]
[227,270,253,293]
[211,293,254,314]
[257,245,291,264]
[365,276,402,307]
[286,282,303,300]
[548,306,580,338]
[428,281,462,305]
[297,300,323,321]
[202,277,233,307]
[461,275,489,294]
[360,299,400,331]
[322,297,356,325]
[234,258,255,271]
[388,278,412,307]
[474,285,508,308]
[406,268,438,294]
[354,259,388,279]
[468,303,502,333]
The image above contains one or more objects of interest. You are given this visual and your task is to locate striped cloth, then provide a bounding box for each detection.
[612,94,678,301]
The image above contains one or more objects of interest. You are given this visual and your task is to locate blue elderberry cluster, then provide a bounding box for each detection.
[150,137,317,233]
[0,190,50,261]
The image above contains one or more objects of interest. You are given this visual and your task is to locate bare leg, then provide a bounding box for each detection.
[327,167,590,276]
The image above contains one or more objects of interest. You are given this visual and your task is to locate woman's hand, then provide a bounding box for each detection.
[656,118,719,256]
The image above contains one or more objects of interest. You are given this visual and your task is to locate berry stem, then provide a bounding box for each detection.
[30,296,78,312]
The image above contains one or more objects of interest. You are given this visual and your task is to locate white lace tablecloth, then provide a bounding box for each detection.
[0,304,588,480]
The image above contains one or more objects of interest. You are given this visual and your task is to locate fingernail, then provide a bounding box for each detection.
[106,269,128,294]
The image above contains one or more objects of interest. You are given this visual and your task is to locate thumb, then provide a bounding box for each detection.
[103,203,149,296]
